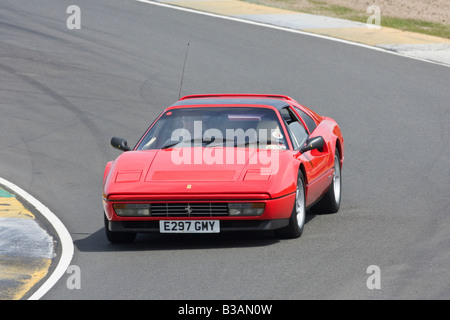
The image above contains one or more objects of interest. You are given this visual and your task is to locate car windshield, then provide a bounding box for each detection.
[136,107,288,150]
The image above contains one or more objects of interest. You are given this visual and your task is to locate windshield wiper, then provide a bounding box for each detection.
[206,138,239,147]
[161,138,204,149]
[161,141,180,149]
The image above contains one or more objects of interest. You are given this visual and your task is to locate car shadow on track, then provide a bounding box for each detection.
[74,213,317,252]
[74,229,281,252]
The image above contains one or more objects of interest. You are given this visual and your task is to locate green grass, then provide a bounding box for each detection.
[240,0,450,39]
[382,17,450,39]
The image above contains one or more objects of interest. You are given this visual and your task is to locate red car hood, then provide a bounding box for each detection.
[104,148,297,199]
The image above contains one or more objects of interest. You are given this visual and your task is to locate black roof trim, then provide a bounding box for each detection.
[171,98,291,110]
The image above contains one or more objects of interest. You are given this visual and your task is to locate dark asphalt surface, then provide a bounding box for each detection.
[1,0,450,299]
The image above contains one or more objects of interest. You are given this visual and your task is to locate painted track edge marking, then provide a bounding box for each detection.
[136,0,450,68]
[0,177,74,300]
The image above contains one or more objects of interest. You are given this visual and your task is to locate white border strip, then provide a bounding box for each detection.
[0,177,74,300]
[136,0,449,68]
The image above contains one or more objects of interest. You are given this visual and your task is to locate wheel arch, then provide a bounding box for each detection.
[335,138,343,169]
[298,162,307,185]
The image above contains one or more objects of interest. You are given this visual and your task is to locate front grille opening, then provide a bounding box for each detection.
[150,203,229,217]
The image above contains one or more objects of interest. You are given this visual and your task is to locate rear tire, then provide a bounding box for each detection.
[312,149,342,214]
[104,214,136,244]
[275,170,306,239]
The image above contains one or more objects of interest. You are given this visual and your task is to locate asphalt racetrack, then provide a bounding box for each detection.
[1,0,450,299]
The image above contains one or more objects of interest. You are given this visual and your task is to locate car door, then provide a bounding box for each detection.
[280,107,331,205]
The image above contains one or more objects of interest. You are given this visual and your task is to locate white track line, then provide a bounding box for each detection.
[0,177,74,300]
[136,0,449,68]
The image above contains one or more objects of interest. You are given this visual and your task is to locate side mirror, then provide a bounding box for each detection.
[300,136,325,153]
[111,137,131,152]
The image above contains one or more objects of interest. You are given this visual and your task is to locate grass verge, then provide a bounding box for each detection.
[240,0,450,39]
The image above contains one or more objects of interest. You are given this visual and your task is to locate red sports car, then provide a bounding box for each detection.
[103,94,344,243]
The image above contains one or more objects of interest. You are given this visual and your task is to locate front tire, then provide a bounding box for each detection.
[104,214,137,244]
[312,150,342,213]
[275,170,306,239]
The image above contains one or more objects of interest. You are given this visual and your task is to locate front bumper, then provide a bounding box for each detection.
[107,219,289,232]
[103,192,295,233]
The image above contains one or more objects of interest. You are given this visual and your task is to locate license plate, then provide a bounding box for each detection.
[159,220,220,233]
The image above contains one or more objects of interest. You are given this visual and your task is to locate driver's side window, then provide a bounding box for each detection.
[281,107,308,149]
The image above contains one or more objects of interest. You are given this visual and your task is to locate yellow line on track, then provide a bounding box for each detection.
[0,187,51,300]
[0,257,51,300]
[0,197,35,219]
[305,26,450,46]
[165,0,297,15]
